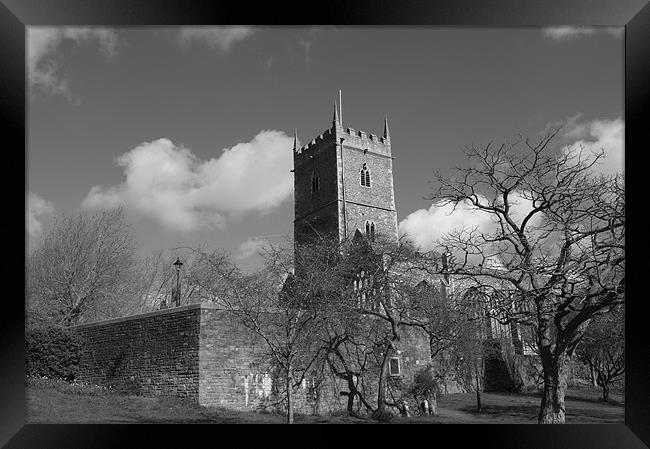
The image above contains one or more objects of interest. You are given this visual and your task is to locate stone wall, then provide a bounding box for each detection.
[74,304,202,398]
[73,303,433,416]
[198,307,273,410]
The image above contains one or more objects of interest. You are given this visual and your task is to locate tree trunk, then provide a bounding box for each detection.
[602,383,610,402]
[376,351,389,415]
[475,364,482,413]
[589,365,597,387]
[286,363,294,424]
[538,351,570,424]
[375,343,393,420]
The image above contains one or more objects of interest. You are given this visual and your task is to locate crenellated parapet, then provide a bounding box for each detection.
[293,127,336,168]
[340,126,391,157]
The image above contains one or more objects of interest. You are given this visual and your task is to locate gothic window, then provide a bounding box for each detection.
[365,221,376,241]
[360,163,371,187]
[353,269,373,308]
[311,171,320,194]
[389,357,401,376]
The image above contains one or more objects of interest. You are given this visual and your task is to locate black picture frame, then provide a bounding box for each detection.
[3,0,648,447]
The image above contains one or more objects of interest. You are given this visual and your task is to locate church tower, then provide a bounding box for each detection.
[293,98,398,246]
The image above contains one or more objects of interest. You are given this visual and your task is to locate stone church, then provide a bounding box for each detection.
[73,99,533,415]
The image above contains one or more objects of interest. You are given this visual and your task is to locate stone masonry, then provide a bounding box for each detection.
[73,302,432,414]
[75,304,277,410]
[294,103,398,244]
[73,304,358,413]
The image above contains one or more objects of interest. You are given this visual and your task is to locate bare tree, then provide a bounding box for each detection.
[133,247,216,312]
[27,207,140,327]
[340,234,441,420]
[577,307,624,402]
[187,243,326,424]
[427,130,624,423]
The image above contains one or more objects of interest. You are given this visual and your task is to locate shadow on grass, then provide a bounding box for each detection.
[458,403,538,422]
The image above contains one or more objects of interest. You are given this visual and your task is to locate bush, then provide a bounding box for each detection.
[411,366,440,399]
[26,326,84,381]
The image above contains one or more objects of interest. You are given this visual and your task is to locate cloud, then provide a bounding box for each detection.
[27,193,54,237]
[237,237,270,259]
[561,116,624,176]
[400,116,623,252]
[82,130,294,231]
[399,191,544,252]
[399,198,494,252]
[27,27,118,97]
[177,27,255,51]
[542,26,623,41]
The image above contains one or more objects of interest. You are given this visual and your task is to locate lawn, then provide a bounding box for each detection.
[26,377,624,424]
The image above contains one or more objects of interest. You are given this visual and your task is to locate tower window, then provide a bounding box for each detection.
[389,357,401,376]
[311,171,320,193]
[365,221,376,241]
[360,164,371,187]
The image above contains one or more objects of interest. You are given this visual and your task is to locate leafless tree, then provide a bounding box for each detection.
[577,307,624,402]
[340,234,443,420]
[186,243,326,424]
[27,207,140,327]
[426,130,624,423]
[133,247,217,312]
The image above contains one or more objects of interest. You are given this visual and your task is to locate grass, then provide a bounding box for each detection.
[26,377,624,424]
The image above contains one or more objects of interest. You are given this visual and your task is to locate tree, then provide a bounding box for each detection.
[427,130,624,423]
[405,271,469,392]
[27,207,140,327]
[577,307,624,402]
[342,233,438,420]
[187,243,326,424]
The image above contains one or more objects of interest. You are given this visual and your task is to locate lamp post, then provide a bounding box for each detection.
[173,257,183,307]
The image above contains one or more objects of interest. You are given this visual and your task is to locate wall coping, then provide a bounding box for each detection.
[71,302,224,329]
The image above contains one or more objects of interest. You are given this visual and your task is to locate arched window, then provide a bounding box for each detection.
[365,221,376,241]
[311,171,320,193]
[360,164,371,187]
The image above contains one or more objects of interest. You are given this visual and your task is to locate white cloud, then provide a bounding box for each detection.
[27,192,54,237]
[237,237,270,259]
[400,116,623,252]
[82,130,294,231]
[399,191,544,252]
[27,27,118,96]
[399,198,494,252]
[542,26,623,41]
[562,117,624,176]
[177,27,255,51]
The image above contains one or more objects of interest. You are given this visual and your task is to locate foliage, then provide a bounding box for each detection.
[26,375,116,396]
[26,325,84,381]
[410,366,440,400]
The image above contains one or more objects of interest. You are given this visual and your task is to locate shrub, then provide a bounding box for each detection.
[26,326,84,381]
[410,366,440,399]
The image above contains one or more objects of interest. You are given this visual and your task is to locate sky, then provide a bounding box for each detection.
[27,26,624,269]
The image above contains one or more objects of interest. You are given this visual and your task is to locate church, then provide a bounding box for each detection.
[72,99,534,415]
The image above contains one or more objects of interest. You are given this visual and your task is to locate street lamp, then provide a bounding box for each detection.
[173,257,183,307]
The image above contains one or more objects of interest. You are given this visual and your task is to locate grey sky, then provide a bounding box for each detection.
[27,26,623,266]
